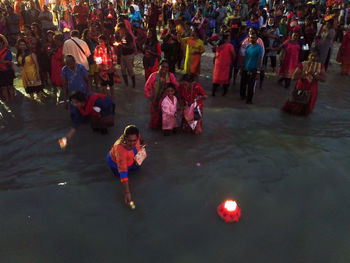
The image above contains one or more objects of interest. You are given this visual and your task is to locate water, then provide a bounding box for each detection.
[1,53,350,262]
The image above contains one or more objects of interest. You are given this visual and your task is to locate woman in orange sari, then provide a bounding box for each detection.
[282,49,326,116]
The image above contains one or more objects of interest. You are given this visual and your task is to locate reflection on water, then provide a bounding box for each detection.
[1,54,350,262]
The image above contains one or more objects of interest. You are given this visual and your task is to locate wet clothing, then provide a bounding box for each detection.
[71,93,115,127]
[107,135,142,182]
[144,72,179,129]
[179,82,207,134]
[282,62,323,116]
[161,95,178,130]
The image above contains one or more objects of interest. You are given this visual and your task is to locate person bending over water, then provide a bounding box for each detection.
[107,125,147,204]
[63,91,115,141]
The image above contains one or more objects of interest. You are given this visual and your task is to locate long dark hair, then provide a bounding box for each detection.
[145,28,158,45]
[82,29,91,43]
[98,34,111,55]
[16,39,31,66]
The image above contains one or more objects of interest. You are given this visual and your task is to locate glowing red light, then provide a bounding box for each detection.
[224,200,237,212]
[217,199,241,223]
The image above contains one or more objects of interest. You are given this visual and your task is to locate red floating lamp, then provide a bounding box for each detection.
[217,200,241,223]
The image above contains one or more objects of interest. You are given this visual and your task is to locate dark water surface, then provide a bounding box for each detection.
[1,55,350,262]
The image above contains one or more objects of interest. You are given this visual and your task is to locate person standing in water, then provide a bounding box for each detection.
[240,29,263,104]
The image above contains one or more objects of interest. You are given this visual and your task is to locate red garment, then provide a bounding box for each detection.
[123,19,138,55]
[78,93,107,116]
[144,72,179,129]
[94,45,117,72]
[0,48,8,71]
[282,63,323,116]
[279,40,300,78]
[337,31,350,75]
[179,82,207,133]
[73,5,89,25]
[148,6,161,26]
[109,135,141,182]
[51,46,64,86]
[337,31,350,64]
[90,10,101,22]
[144,42,161,81]
[213,43,235,84]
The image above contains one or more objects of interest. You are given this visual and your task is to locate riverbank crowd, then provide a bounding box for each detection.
[0,0,349,201]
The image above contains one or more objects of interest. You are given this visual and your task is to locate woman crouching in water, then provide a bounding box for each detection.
[107,125,147,204]
[62,91,115,142]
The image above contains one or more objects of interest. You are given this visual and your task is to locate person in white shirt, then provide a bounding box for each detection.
[62,30,91,70]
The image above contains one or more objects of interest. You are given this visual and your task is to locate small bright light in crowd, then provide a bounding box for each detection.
[224,200,237,212]
[113,42,121,46]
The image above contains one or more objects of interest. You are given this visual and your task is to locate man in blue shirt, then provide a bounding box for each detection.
[62,55,90,123]
[240,29,263,104]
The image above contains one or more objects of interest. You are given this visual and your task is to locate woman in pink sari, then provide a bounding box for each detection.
[144,60,179,129]
[278,31,300,89]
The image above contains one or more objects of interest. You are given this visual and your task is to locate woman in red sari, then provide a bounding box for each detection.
[336,26,350,76]
[144,60,179,129]
[51,33,64,94]
[278,31,301,89]
[179,74,207,135]
[282,49,326,116]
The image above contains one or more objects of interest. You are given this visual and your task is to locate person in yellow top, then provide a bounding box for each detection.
[178,28,205,77]
[16,38,44,100]
[107,125,147,204]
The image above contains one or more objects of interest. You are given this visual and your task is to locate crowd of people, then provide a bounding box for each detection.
[0,0,349,203]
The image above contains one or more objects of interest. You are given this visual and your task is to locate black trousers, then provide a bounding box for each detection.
[240,70,257,103]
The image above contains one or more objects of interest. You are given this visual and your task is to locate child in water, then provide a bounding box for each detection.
[161,83,178,135]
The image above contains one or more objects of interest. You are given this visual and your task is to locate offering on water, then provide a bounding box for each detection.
[217,200,241,223]
[129,201,136,210]
[58,137,67,149]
